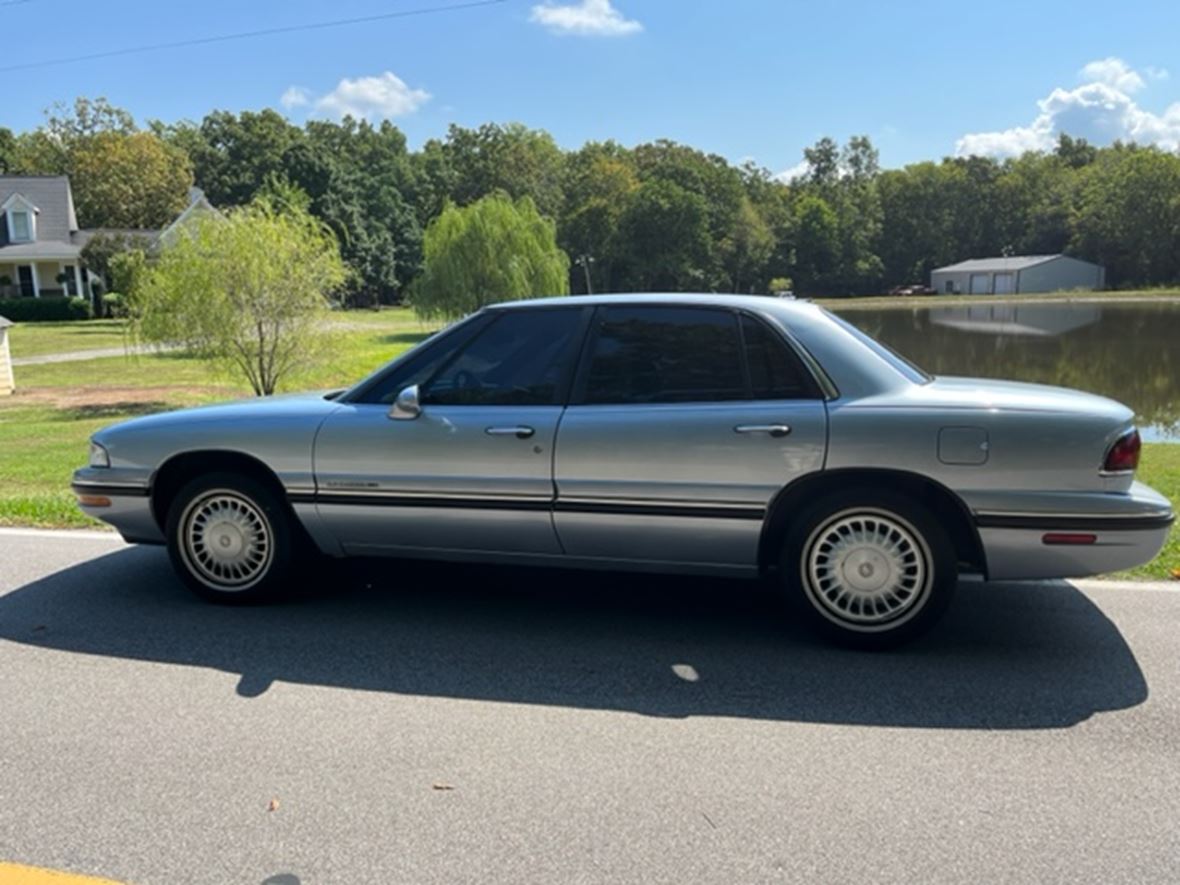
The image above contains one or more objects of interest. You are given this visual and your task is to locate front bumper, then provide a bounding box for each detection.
[972,482,1174,580]
[72,468,164,545]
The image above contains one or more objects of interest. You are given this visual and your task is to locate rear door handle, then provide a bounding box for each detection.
[734,424,791,438]
[485,425,536,439]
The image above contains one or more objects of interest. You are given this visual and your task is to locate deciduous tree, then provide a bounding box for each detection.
[132,197,348,395]
[70,131,193,228]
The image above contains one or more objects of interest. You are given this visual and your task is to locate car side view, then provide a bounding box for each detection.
[72,294,1174,647]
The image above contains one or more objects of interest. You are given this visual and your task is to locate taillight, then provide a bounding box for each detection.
[1102,429,1141,474]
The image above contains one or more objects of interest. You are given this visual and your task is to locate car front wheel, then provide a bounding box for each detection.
[165,472,294,604]
[780,491,956,648]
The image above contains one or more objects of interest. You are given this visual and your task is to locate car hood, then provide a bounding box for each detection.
[903,376,1134,421]
[95,391,343,439]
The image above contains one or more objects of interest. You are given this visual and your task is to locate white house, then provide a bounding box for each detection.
[0,177,217,306]
[0,176,94,301]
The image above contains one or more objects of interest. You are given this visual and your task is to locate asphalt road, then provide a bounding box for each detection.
[1,529,1178,885]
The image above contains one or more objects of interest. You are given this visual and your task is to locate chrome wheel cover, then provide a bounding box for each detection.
[802,508,932,632]
[179,490,274,591]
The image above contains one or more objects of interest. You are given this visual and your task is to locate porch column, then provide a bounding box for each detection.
[73,263,84,300]
[31,264,40,298]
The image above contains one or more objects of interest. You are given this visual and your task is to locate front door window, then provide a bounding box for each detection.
[422,309,584,406]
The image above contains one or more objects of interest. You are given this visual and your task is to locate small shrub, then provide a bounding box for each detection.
[768,276,794,295]
[0,297,93,322]
[102,292,128,318]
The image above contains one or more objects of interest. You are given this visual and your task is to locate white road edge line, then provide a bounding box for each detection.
[1071,578,1178,593]
[0,527,124,542]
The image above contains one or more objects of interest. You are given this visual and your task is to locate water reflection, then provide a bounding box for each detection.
[928,304,1102,337]
[836,300,1180,442]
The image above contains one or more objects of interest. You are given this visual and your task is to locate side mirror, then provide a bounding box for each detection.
[389,384,421,420]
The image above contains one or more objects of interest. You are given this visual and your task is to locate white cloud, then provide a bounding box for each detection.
[1081,57,1145,93]
[311,72,430,121]
[279,86,310,109]
[773,160,810,183]
[530,0,642,36]
[956,58,1180,158]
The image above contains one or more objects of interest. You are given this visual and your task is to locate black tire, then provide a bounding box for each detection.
[165,471,295,604]
[779,489,956,649]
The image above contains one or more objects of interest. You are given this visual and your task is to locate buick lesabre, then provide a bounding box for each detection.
[73,294,1174,647]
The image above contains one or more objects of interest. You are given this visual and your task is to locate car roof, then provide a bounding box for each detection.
[490,292,825,321]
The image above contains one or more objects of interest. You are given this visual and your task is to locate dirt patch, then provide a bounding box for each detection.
[1,385,238,412]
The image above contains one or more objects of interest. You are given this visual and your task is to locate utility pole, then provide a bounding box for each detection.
[575,254,594,295]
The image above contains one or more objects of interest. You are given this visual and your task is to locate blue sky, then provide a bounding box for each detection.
[3,0,1179,175]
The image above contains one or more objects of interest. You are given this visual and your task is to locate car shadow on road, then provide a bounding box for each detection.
[0,545,1147,730]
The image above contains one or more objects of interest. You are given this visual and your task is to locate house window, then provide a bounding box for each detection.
[11,211,31,241]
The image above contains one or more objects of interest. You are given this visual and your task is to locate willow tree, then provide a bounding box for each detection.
[132,197,348,395]
[411,192,569,320]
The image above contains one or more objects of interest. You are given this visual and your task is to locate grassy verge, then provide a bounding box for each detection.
[0,308,1176,580]
[1125,443,1180,579]
[0,308,435,528]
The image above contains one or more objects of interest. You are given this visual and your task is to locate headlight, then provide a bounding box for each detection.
[89,441,110,468]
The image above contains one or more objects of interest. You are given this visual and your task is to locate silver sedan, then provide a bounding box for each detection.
[72,294,1174,647]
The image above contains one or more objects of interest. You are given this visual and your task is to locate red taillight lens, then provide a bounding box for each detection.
[1103,429,1141,474]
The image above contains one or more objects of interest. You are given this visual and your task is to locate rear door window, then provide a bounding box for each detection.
[578,306,746,404]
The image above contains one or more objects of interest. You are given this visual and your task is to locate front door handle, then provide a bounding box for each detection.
[734,424,791,438]
[485,425,536,439]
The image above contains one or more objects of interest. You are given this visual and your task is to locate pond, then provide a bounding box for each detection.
[835,300,1180,442]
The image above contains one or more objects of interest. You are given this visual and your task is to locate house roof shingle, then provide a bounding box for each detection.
[0,241,82,260]
[71,228,161,250]
[0,176,78,242]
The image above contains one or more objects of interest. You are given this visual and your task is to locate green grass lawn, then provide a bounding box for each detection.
[0,308,436,528]
[0,308,1176,580]
[6,319,133,359]
[1127,443,1180,579]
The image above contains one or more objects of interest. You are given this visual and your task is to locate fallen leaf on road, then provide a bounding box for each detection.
[267,798,280,812]
[432,783,455,791]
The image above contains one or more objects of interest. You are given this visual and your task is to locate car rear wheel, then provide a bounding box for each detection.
[165,472,293,604]
[780,491,956,649]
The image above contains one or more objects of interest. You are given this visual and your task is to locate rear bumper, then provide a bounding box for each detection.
[974,482,1174,580]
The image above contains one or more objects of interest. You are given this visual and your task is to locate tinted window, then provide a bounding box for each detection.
[423,309,582,406]
[354,314,491,405]
[741,315,820,399]
[581,307,745,404]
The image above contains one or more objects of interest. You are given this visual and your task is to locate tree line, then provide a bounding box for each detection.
[4,98,1180,301]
